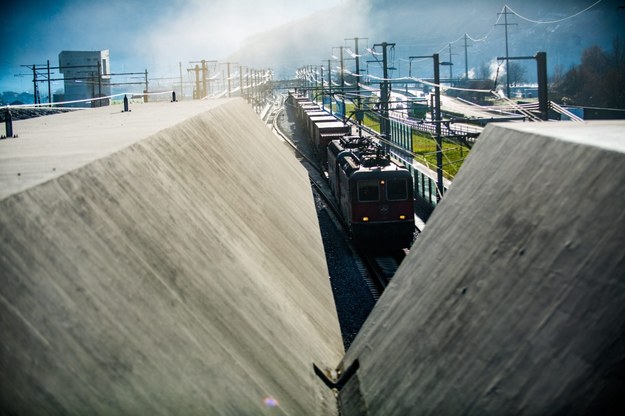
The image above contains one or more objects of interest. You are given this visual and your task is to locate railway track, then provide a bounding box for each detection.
[271,98,406,295]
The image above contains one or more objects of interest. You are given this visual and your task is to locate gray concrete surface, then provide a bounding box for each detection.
[340,120,625,415]
[0,100,232,200]
[0,98,343,414]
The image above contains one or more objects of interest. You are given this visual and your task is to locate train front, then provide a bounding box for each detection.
[347,162,416,251]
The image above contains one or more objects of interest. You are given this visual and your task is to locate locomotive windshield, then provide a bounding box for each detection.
[387,179,408,200]
[358,180,379,201]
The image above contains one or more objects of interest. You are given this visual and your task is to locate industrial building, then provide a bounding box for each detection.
[58,50,111,107]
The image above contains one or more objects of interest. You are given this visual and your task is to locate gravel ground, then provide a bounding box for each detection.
[1,106,76,122]
[314,192,376,349]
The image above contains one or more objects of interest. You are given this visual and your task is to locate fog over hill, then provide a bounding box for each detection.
[230,0,625,82]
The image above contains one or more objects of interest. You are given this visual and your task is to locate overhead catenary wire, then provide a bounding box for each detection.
[298,0,586,128]
[505,0,602,24]
[375,0,597,86]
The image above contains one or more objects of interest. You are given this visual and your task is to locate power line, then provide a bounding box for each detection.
[506,0,603,24]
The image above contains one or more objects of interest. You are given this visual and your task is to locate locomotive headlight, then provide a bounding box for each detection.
[399,215,406,220]
[380,180,385,185]
[362,217,369,222]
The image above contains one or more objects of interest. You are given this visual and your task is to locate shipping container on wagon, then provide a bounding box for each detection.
[303,110,331,134]
[298,103,321,121]
[307,115,338,139]
[312,121,350,159]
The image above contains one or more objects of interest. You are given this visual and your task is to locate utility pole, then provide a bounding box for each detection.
[202,60,207,98]
[332,46,345,90]
[246,69,250,103]
[96,60,102,106]
[188,60,214,99]
[311,65,319,101]
[192,64,200,98]
[320,64,325,111]
[250,69,254,106]
[463,35,468,79]
[47,60,52,105]
[31,64,39,104]
[354,38,362,132]
[433,53,443,201]
[346,37,366,132]
[410,54,445,201]
[239,65,244,98]
[340,46,345,89]
[536,52,548,120]
[144,69,149,103]
[255,69,260,108]
[179,62,184,99]
[308,65,313,98]
[250,69,255,108]
[21,64,49,104]
[496,5,517,98]
[497,52,549,120]
[374,42,395,141]
[227,62,231,98]
[327,59,332,115]
[448,43,453,86]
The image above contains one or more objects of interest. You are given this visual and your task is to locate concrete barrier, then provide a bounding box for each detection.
[340,121,625,415]
[0,98,343,414]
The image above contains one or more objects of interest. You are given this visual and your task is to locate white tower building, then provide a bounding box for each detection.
[59,50,111,107]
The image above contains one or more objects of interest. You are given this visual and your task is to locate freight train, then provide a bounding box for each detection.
[288,92,415,250]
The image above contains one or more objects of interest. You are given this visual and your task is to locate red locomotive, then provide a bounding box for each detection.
[327,136,415,250]
[289,93,416,250]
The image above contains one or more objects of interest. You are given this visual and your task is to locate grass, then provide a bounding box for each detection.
[363,110,471,180]
[412,132,471,179]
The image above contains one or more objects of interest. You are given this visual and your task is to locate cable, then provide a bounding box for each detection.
[506,0,602,24]
[345,48,363,58]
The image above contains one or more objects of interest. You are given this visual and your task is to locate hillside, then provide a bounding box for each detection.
[230,0,624,81]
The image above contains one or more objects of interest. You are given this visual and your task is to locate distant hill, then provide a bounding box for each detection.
[229,0,624,81]
[1,91,36,106]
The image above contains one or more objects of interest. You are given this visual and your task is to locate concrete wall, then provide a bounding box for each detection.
[0,99,343,414]
[340,121,625,415]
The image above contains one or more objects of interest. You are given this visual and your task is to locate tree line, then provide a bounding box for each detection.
[551,37,625,109]
[447,37,624,110]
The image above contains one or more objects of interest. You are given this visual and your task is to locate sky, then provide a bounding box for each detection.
[2,0,623,96]
[0,0,345,93]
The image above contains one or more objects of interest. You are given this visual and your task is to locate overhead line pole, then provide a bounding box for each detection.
[346,36,367,135]
[32,64,38,104]
[320,63,325,112]
[21,62,106,105]
[433,53,443,201]
[448,43,453,86]
[179,62,184,99]
[227,63,231,98]
[239,65,244,98]
[463,34,472,80]
[332,46,345,91]
[328,59,332,115]
[496,5,517,98]
[374,42,395,142]
[47,60,51,105]
[340,46,345,90]
[189,60,217,99]
[497,52,549,120]
[410,53,446,201]
[202,60,207,98]
[354,38,361,134]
